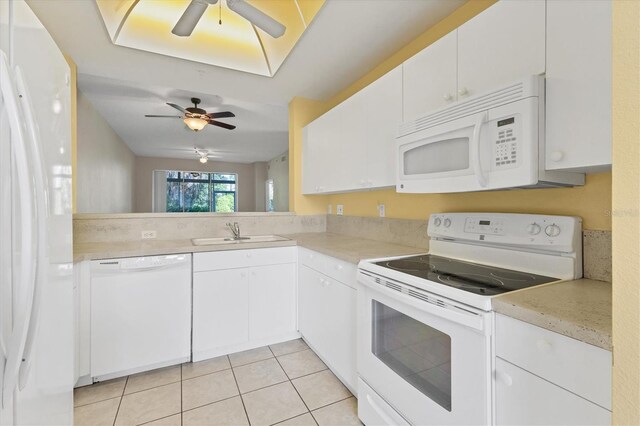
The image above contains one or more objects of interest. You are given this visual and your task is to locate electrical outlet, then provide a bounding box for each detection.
[378,204,385,218]
[141,230,157,239]
[337,204,344,216]
[327,204,332,214]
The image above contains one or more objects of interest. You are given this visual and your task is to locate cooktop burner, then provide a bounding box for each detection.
[375,254,558,296]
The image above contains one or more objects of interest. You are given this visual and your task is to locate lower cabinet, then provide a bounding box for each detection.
[192,247,298,361]
[494,314,611,425]
[495,358,610,425]
[298,248,357,392]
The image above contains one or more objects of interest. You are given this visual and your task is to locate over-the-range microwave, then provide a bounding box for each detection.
[396,75,584,193]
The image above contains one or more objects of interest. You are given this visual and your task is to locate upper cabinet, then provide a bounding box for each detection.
[302,66,402,195]
[403,1,545,119]
[303,0,611,196]
[403,31,458,121]
[545,0,612,172]
[457,0,546,99]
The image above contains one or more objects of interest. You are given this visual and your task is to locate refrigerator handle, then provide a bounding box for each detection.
[14,66,48,391]
[0,51,37,408]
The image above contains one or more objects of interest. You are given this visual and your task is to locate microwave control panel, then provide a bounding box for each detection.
[494,116,519,170]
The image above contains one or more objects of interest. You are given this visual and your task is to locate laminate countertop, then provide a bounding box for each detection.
[493,279,612,351]
[73,232,424,264]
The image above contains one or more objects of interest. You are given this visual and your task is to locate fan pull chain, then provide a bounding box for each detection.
[219,1,222,25]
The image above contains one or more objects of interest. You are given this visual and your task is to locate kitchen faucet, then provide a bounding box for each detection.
[226,222,241,239]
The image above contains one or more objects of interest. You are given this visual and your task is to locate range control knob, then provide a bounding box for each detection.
[444,218,452,228]
[527,223,541,235]
[434,217,442,227]
[545,224,561,237]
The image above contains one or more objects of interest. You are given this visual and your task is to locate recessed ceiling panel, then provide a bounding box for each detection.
[95,0,324,77]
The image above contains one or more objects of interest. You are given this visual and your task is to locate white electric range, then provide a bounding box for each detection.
[356,212,582,426]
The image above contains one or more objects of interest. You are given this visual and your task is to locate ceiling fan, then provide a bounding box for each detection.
[172,0,286,39]
[145,97,236,131]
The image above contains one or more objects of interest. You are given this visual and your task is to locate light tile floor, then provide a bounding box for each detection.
[74,339,361,426]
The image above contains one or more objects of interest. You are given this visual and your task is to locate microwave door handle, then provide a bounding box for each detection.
[472,112,488,187]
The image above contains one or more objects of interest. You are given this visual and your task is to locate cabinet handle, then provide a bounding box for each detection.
[496,371,513,386]
[550,151,564,162]
[443,93,453,101]
[458,87,469,97]
[536,339,552,351]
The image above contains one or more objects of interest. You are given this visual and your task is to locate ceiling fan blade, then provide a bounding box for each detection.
[145,115,182,118]
[206,111,235,119]
[166,102,188,113]
[227,0,286,38]
[171,0,214,37]
[207,119,236,130]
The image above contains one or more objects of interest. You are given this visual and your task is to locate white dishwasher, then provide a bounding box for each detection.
[90,254,191,380]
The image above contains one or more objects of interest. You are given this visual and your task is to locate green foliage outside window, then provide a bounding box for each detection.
[165,171,237,212]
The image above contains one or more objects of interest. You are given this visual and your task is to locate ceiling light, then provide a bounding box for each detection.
[184,116,207,131]
[199,156,208,164]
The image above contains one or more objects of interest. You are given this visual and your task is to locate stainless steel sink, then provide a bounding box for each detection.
[191,235,290,246]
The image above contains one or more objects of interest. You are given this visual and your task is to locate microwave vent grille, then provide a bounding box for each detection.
[399,81,528,137]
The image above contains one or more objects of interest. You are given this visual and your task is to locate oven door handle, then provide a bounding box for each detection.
[358,272,486,332]
[472,111,488,187]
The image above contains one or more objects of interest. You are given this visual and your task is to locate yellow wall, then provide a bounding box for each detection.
[289,0,612,231]
[64,55,77,214]
[612,1,640,423]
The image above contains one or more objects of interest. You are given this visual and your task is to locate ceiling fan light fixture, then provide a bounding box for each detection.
[184,116,208,131]
[199,156,208,164]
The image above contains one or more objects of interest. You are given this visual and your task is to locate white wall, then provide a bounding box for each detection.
[253,162,268,212]
[268,151,289,212]
[76,90,135,213]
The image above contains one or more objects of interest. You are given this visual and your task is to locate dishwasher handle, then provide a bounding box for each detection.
[92,254,190,273]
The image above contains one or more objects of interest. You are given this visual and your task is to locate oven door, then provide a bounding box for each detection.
[357,271,492,426]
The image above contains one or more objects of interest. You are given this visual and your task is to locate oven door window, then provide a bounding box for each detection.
[371,301,452,411]
[403,137,469,176]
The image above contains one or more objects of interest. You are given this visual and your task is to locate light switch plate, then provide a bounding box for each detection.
[141,230,157,239]
[378,204,385,218]
[337,205,344,215]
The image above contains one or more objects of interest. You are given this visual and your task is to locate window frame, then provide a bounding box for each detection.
[161,169,238,213]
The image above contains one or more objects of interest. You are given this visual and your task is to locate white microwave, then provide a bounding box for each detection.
[396,76,584,193]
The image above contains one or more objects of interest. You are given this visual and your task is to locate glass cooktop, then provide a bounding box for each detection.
[375,254,558,296]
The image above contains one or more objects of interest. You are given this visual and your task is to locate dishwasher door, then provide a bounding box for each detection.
[90,254,191,379]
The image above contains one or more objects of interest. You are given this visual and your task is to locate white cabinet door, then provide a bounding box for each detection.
[302,120,324,194]
[403,31,458,121]
[193,268,249,358]
[457,0,545,98]
[318,275,357,390]
[298,265,322,347]
[298,264,357,390]
[495,358,611,425]
[330,93,367,192]
[249,263,297,341]
[545,0,611,172]
[365,66,403,189]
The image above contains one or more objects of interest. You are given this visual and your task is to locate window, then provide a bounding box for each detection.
[163,170,237,213]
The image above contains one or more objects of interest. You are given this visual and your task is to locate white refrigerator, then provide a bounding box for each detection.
[0,0,74,425]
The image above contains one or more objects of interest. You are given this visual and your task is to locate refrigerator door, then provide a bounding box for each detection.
[9,0,74,424]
